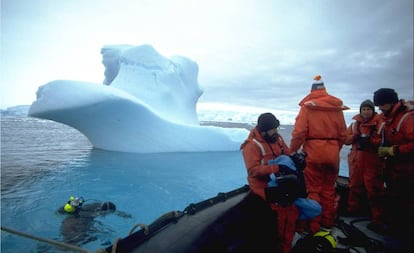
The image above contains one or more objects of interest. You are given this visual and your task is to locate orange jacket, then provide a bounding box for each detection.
[345,113,381,150]
[290,89,348,166]
[345,113,383,171]
[240,128,290,200]
[376,100,414,177]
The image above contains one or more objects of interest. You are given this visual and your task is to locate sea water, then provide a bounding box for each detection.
[1,116,349,252]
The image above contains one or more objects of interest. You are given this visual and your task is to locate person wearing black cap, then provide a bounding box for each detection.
[343,99,385,229]
[240,113,299,253]
[371,88,414,240]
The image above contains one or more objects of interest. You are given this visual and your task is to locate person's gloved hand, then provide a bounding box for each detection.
[278,164,296,175]
[268,173,278,187]
[378,146,395,157]
[268,155,296,171]
[290,152,307,171]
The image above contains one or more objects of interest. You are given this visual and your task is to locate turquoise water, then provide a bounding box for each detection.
[1,116,349,252]
[1,117,248,252]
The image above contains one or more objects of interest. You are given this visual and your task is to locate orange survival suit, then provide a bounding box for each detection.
[241,127,298,253]
[290,88,348,233]
[375,99,414,233]
[344,111,384,224]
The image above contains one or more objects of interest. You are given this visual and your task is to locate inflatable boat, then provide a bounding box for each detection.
[103,176,410,253]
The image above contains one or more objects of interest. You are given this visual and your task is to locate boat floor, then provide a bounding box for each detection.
[292,215,409,253]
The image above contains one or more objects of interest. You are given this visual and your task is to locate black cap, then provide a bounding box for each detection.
[373,88,398,106]
[257,113,280,132]
[100,201,116,211]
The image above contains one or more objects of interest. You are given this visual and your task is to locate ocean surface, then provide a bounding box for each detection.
[1,116,349,252]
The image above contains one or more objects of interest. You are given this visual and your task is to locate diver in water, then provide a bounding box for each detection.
[57,196,132,246]
[61,196,85,215]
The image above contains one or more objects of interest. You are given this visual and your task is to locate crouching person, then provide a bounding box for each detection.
[240,113,321,253]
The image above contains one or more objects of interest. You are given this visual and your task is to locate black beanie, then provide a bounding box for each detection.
[373,88,399,106]
[257,113,280,132]
[360,99,375,113]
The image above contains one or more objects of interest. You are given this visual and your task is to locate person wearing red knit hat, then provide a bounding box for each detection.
[290,75,349,234]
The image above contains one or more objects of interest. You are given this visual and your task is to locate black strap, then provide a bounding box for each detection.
[306,137,339,141]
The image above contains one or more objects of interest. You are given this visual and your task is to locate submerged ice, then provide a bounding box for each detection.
[29,45,249,153]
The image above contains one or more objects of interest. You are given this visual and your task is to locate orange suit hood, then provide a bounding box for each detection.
[299,89,350,111]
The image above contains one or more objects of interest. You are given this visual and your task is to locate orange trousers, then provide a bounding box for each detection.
[271,204,299,253]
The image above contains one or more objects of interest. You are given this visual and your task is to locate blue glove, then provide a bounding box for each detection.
[268,155,296,171]
[294,198,321,220]
[268,173,278,187]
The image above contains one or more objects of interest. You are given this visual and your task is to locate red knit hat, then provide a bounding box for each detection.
[311,75,325,91]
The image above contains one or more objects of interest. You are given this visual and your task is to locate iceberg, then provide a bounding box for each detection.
[29,45,249,153]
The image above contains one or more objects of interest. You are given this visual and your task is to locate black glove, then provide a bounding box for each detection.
[277,174,298,183]
[278,164,296,175]
[290,152,307,171]
[357,134,371,150]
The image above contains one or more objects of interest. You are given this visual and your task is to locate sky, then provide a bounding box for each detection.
[1,0,413,113]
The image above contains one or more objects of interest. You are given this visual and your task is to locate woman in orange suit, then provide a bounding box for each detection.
[344,99,384,229]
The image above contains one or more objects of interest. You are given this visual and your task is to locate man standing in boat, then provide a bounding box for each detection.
[344,99,385,230]
[289,75,348,234]
[241,112,320,253]
[372,88,414,241]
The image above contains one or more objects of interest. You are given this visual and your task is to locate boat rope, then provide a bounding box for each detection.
[184,185,250,215]
[110,237,120,253]
[104,211,186,252]
[128,223,149,235]
[1,225,105,253]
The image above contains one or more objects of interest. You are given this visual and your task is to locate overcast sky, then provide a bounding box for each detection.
[1,0,413,112]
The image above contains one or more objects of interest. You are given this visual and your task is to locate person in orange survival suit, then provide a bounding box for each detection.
[241,112,321,253]
[344,99,385,227]
[290,75,348,234]
[371,88,414,241]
